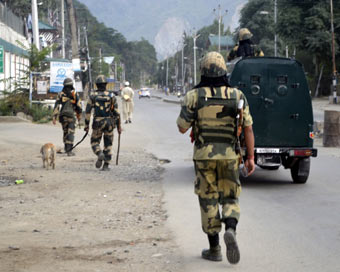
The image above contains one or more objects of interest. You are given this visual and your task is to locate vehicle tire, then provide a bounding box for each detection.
[259,165,280,170]
[290,157,310,184]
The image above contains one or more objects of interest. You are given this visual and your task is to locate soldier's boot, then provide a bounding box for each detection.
[65,144,75,156]
[202,234,222,261]
[102,162,110,171]
[224,228,240,264]
[95,152,105,168]
[201,245,222,262]
[128,118,132,123]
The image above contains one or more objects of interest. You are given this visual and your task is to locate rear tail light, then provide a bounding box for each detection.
[289,149,313,157]
[309,132,315,139]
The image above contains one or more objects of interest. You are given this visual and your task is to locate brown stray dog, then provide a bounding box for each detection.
[40,143,56,170]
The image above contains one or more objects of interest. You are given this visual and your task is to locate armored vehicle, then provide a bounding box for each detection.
[229,57,317,183]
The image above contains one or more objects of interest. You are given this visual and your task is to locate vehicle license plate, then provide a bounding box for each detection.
[256,148,280,154]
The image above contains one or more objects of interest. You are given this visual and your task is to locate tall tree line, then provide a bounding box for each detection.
[238,0,340,95]
[4,0,158,87]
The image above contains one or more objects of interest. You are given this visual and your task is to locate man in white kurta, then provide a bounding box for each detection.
[121,81,134,123]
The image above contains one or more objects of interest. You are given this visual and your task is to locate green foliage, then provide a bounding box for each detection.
[0,90,53,122]
[28,104,53,123]
[0,91,29,116]
[238,0,340,96]
[7,0,158,88]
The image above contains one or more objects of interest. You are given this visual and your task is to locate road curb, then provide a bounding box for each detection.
[0,116,30,123]
[162,98,181,104]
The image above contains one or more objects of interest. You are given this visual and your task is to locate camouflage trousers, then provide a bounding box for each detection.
[59,116,75,147]
[194,159,242,236]
[91,117,114,163]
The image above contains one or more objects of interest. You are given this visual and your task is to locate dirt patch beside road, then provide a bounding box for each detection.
[0,132,181,271]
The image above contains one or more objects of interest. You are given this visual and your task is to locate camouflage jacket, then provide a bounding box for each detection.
[85,90,120,126]
[176,86,253,160]
[53,89,82,119]
[227,43,264,62]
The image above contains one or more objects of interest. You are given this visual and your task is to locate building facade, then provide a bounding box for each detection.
[0,2,29,96]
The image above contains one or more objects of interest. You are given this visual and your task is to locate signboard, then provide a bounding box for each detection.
[37,80,48,94]
[72,58,81,72]
[0,46,4,73]
[50,62,74,93]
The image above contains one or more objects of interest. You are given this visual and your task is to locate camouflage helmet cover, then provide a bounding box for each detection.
[200,51,227,78]
[63,77,73,86]
[95,75,107,84]
[239,28,253,41]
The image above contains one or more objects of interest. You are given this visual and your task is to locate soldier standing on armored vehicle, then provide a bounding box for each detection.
[228,28,264,61]
[52,78,82,156]
[84,75,122,171]
[176,52,255,265]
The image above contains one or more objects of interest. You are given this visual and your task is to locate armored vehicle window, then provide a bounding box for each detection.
[277,75,288,85]
[251,75,261,84]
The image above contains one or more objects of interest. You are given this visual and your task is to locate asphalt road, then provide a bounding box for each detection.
[130,94,340,272]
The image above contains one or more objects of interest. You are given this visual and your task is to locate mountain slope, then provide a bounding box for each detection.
[77,0,248,58]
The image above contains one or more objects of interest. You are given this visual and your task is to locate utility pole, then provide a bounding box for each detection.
[83,26,92,89]
[61,0,65,58]
[330,0,337,104]
[192,29,201,86]
[65,0,79,60]
[166,56,169,87]
[213,5,228,52]
[181,35,186,92]
[99,48,102,74]
[31,0,40,50]
[274,0,278,57]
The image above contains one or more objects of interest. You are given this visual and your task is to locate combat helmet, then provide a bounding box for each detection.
[63,78,73,86]
[239,28,253,41]
[96,75,107,84]
[200,51,227,78]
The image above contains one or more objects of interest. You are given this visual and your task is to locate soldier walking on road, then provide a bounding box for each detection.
[121,81,134,124]
[176,52,255,264]
[84,75,122,171]
[52,78,82,156]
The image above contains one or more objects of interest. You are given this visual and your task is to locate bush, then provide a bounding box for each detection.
[0,92,52,123]
[28,103,53,123]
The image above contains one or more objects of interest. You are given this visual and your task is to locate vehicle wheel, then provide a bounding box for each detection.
[259,165,280,170]
[290,157,310,184]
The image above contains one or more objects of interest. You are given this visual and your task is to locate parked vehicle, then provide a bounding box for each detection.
[229,57,317,183]
[138,88,151,99]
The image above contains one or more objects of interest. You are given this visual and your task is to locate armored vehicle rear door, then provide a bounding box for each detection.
[229,57,314,148]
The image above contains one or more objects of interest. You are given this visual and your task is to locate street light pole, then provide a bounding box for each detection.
[31,0,40,50]
[192,30,201,86]
[213,5,228,52]
[181,42,186,91]
[61,0,65,58]
[330,0,337,104]
[166,56,169,87]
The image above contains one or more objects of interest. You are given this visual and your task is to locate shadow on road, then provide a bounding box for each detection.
[240,167,295,188]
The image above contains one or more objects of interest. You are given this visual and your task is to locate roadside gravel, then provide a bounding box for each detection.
[0,125,182,272]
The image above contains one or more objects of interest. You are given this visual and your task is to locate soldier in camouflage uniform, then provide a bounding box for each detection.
[52,78,82,156]
[84,75,122,171]
[227,28,264,61]
[176,52,255,264]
